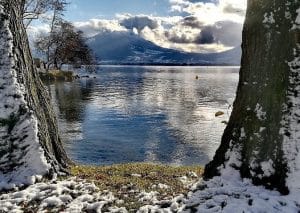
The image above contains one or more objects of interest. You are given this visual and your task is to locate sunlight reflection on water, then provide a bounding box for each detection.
[48,66,239,166]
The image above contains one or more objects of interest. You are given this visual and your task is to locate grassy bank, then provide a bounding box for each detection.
[71,163,203,211]
[39,69,74,82]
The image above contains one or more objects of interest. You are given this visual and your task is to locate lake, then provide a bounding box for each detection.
[47,66,239,166]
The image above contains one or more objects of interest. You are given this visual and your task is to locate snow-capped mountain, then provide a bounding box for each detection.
[88,31,241,65]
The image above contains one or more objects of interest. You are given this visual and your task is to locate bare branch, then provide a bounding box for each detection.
[23,0,68,28]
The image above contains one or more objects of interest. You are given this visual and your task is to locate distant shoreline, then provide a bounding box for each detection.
[83,64,240,68]
[95,64,241,69]
[97,63,240,67]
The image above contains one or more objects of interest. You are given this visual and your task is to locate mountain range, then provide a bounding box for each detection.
[88,31,241,66]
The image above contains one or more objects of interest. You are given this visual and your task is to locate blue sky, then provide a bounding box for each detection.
[65,0,171,21]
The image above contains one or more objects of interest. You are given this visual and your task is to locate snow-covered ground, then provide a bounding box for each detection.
[0,176,188,213]
[139,171,300,213]
[1,170,299,213]
[184,176,300,212]
[0,178,124,213]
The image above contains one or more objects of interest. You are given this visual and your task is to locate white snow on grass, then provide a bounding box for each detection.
[136,168,300,212]
[0,178,188,212]
[151,183,170,190]
[138,194,187,213]
[131,173,142,177]
[184,173,300,212]
[0,5,51,188]
[0,174,299,212]
[0,178,119,213]
[137,191,159,203]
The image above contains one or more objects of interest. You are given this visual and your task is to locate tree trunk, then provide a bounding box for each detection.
[0,0,70,186]
[204,0,300,195]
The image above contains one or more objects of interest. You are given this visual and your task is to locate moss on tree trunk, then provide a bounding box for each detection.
[204,0,300,195]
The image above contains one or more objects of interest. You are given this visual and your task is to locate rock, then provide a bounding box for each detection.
[215,111,225,117]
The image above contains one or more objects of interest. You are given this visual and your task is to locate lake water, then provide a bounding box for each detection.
[47,66,239,166]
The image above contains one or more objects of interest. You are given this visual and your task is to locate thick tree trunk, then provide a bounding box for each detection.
[0,0,70,186]
[204,1,300,195]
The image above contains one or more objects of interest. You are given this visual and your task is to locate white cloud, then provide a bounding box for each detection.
[26,24,50,44]
[74,19,127,37]
[135,0,247,52]
[139,21,234,53]
[170,0,247,24]
[27,24,50,35]
[27,0,247,53]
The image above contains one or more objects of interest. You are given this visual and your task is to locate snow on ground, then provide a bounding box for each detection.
[1,170,299,213]
[0,174,194,213]
[0,178,123,213]
[139,170,300,213]
[184,173,300,212]
[0,178,185,213]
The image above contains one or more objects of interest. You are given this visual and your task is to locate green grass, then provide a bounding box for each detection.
[71,163,203,211]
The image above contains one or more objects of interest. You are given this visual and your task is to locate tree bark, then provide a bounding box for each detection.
[204,0,300,195]
[0,0,70,185]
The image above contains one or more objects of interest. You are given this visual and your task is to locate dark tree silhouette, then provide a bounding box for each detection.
[35,21,94,69]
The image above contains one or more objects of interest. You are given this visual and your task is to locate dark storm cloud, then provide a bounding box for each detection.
[165,20,242,47]
[120,16,159,31]
[194,27,215,44]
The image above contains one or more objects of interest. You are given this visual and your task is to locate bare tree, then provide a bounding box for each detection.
[23,0,67,28]
[35,21,94,70]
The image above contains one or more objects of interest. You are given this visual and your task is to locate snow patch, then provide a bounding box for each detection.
[0,178,119,213]
[137,191,159,203]
[255,103,266,120]
[131,173,142,177]
[184,176,300,212]
[260,159,275,177]
[282,45,300,195]
[263,12,275,25]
